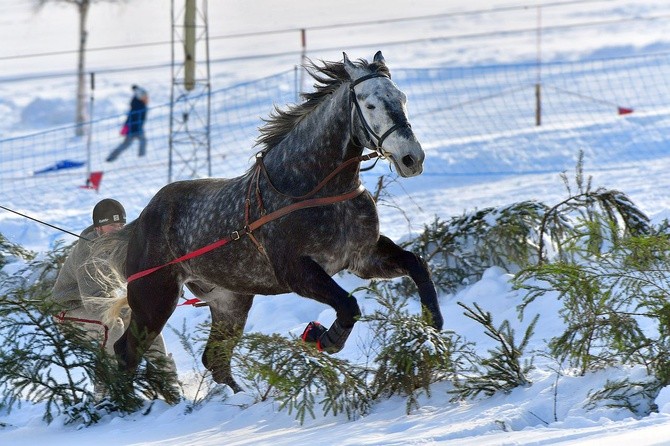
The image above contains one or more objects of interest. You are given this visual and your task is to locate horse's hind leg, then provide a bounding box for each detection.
[187,284,254,393]
[114,268,181,377]
[353,235,443,330]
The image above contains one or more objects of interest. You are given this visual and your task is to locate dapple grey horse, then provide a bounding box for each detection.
[93,51,443,393]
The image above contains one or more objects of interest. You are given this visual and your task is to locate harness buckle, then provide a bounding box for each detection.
[232,230,242,240]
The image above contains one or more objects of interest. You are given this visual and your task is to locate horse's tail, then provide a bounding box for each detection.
[100,294,129,327]
[86,220,136,326]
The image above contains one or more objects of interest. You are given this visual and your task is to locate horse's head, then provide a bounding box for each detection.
[344,51,424,177]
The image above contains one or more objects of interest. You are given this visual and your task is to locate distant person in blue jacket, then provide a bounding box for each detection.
[106,85,149,162]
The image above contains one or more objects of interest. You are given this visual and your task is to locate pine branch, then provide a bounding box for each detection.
[452,302,537,400]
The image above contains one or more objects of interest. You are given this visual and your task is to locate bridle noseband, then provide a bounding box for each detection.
[349,73,411,155]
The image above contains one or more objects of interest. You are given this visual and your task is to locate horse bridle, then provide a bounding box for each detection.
[235,73,404,254]
[349,73,412,156]
[250,72,410,204]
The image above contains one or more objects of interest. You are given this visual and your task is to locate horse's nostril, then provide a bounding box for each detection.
[402,155,414,168]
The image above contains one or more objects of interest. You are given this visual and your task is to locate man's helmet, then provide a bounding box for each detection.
[92,198,126,227]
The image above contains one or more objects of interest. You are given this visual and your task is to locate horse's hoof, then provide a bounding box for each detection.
[321,320,354,353]
[301,320,353,353]
[226,378,243,394]
[301,321,327,344]
[418,280,443,330]
[210,369,243,393]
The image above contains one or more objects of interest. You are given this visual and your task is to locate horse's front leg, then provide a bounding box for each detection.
[282,256,361,353]
[353,235,443,330]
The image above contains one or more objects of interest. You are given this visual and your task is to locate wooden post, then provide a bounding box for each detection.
[299,28,307,94]
[184,0,196,91]
[294,65,299,102]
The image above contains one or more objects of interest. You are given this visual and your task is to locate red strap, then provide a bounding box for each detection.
[178,298,203,307]
[127,237,233,283]
[53,311,110,348]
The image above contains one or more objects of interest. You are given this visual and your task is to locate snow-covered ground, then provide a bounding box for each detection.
[3,1,670,444]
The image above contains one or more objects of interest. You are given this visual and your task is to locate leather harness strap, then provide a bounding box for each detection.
[54,310,110,348]
[349,73,411,151]
[257,152,378,201]
[239,183,367,240]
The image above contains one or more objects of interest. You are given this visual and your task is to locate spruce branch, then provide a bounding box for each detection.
[451,302,537,400]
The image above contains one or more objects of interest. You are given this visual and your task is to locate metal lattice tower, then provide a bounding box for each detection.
[169,0,211,183]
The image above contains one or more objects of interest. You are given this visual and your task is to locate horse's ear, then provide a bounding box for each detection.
[373,51,386,65]
[343,52,357,78]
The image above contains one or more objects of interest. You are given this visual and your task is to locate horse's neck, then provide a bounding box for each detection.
[263,85,362,194]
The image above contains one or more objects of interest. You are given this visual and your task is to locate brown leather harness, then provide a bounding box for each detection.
[239,151,379,254]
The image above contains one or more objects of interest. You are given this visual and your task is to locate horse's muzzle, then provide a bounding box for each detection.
[391,148,424,177]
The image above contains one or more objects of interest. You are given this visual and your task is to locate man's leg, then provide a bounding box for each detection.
[106,137,133,162]
[145,334,177,375]
[137,133,147,157]
[143,333,181,403]
[54,306,123,401]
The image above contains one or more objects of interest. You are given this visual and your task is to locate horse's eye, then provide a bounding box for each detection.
[366,104,375,110]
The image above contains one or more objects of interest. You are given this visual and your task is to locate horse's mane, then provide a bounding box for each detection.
[256,57,391,151]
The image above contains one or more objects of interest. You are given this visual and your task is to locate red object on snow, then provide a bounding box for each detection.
[79,171,103,191]
[618,107,634,115]
[178,298,203,307]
